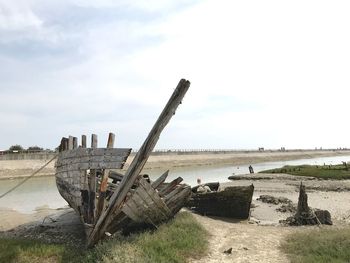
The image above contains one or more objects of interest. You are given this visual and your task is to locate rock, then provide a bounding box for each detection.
[257,195,293,205]
[223,248,233,254]
[314,209,332,225]
[276,203,297,213]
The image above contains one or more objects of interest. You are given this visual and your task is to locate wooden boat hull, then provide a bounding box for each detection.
[187,184,254,219]
[54,79,191,246]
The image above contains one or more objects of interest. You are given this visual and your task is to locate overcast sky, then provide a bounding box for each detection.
[1,0,350,150]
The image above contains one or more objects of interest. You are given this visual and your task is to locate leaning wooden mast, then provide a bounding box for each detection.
[87,79,190,246]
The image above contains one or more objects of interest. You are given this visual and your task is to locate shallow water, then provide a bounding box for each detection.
[1,155,349,213]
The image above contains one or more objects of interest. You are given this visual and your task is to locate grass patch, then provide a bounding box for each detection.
[259,164,350,179]
[281,227,350,263]
[0,238,89,263]
[0,212,208,263]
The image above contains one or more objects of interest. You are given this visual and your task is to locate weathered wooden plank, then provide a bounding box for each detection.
[56,160,127,172]
[58,148,132,160]
[88,134,98,224]
[164,185,186,203]
[136,185,169,222]
[131,190,157,224]
[80,135,89,223]
[166,187,191,214]
[81,170,90,222]
[158,177,183,196]
[139,179,172,218]
[151,170,169,189]
[88,79,190,246]
[122,202,141,222]
[96,133,115,220]
[56,153,130,167]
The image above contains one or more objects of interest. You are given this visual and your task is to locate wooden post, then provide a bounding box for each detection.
[59,137,68,152]
[82,135,87,148]
[73,137,78,149]
[63,138,68,151]
[91,134,98,148]
[88,134,98,224]
[80,134,89,223]
[88,79,190,246]
[68,136,73,150]
[95,133,115,220]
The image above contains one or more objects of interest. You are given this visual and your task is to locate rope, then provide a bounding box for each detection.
[0,154,58,199]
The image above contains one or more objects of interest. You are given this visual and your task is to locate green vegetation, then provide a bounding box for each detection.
[260,164,350,179]
[0,212,208,263]
[8,145,24,151]
[281,227,350,263]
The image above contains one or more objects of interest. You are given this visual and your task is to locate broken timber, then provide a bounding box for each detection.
[54,79,191,246]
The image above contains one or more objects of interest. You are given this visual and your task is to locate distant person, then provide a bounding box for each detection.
[197,178,202,185]
[249,165,254,174]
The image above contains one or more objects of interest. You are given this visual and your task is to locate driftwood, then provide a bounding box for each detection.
[54,79,192,247]
[187,184,254,219]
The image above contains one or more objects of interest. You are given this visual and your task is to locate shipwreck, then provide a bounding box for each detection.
[55,79,191,246]
[187,183,254,219]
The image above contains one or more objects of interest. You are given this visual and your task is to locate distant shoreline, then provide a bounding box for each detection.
[1,150,350,180]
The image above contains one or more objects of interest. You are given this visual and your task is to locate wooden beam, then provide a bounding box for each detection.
[88,134,98,224]
[95,133,115,220]
[158,177,183,197]
[151,170,169,189]
[87,79,190,246]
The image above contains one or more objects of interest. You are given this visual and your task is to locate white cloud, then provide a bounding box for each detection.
[0,1,42,30]
[1,0,350,150]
